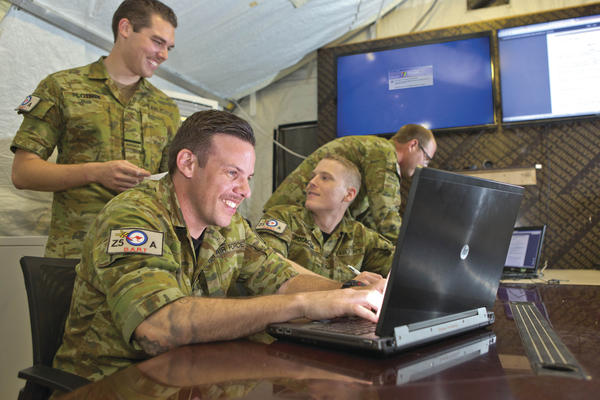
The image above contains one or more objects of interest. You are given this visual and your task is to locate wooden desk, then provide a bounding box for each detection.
[59,283,600,400]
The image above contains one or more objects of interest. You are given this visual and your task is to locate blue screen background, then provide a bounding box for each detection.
[336,36,494,136]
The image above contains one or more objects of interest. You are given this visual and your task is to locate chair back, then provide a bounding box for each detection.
[20,256,79,367]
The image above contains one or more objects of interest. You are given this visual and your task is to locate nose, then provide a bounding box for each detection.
[307,175,319,189]
[158,46,168,61]
[236,179,251,199]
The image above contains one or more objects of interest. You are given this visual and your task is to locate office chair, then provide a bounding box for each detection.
[18,256,90,400]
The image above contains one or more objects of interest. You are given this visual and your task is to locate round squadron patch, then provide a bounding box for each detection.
[256,218,287,234]
[125,230,148,246]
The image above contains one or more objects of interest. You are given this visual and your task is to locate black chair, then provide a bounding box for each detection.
[18,256,90,400]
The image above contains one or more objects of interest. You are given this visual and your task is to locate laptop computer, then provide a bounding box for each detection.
[268,167,524,355]
[501,225,546,279]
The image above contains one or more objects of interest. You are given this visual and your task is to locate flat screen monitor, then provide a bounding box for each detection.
[498,14,600,123]
[336,34,495,137]
[504,226,546,271]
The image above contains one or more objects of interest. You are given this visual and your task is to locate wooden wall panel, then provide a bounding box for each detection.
[317,4,600,269]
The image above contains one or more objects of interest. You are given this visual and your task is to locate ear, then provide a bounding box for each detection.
[117,18,133,40]
[343,186,357,203]
[408,138,419,152]
[176,149,196,178]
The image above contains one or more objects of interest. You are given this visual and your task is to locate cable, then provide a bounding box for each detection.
[231,100,307,161]
[409,0,440,33]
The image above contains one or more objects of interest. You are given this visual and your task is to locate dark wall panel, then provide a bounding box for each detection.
[317,4,600,269]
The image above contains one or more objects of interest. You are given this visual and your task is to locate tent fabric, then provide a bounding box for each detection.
[29,0,404,100]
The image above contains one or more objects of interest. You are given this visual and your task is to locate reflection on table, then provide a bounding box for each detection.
[59,283,600,400]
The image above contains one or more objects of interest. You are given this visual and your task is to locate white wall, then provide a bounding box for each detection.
[235,62,318,224]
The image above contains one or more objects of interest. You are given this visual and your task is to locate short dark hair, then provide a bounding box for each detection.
[112,0,177,42]
[391,124,434,147]
[168,110,256,174]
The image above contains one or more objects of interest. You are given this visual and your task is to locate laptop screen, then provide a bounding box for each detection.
[504,226,546,272]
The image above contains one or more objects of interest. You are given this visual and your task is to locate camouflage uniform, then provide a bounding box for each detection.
[264,136,402,242]
[257,205,394,282]
[53,175,297,381]
[10,57,180,258]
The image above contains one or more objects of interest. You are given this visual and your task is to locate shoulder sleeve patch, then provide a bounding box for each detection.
[107,228,164,256]
[255,218,287,234]
[15,95,41,113]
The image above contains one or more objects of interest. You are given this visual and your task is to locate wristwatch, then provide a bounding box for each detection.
[341,279,366,289]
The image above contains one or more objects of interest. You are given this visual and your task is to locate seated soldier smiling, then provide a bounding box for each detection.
[257,155,394,285]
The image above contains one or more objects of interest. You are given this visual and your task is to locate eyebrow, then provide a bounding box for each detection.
[313,170,334,179]
[228,164,254,179]
[152,35,175,51]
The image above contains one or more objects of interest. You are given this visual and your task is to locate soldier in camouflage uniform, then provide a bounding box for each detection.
[257,155,394,283]
[53,110,385,382]
[10,0,180,258]
[264,124,437,242]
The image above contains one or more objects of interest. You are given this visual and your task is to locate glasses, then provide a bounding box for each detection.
[418,142,432,166]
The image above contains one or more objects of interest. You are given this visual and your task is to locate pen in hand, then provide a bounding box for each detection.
[345,264,360,276]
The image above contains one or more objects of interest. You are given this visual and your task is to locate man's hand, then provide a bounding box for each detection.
[298,286,384,323]
[362,275,387,294]
[90,160,151,192]
[353,271,385,286]
[11,149,150,192]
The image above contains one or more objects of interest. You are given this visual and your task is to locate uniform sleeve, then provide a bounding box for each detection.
[86,198,186,343]
[239,220,298,296]
[10,76,64,159]
[255,209,293,258]
[361,227,395,277]
[362,148,402,241]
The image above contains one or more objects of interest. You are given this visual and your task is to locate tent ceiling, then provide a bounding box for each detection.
[13,0,405,103]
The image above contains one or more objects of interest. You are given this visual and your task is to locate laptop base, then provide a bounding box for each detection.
[268,308,494,355]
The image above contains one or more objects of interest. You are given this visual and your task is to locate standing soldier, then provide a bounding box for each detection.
[10,0,180,258]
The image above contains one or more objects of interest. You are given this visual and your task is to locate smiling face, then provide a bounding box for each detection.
[305,159,353,214]
[187,134,255,230]
[121,13,175,78]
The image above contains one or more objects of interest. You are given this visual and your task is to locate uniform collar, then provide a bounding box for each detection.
[88,56,150,93]
[305,207,353,236]
[388,136,402,178]
[159,174,227,245]
[157,174,187,229]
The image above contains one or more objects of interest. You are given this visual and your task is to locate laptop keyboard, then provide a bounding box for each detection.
[310,318,377,336]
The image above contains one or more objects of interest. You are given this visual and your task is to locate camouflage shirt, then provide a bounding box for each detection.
[10,57,180,258]
[53,175,298,381]
[264,136,402,241]
[256,205,394,282]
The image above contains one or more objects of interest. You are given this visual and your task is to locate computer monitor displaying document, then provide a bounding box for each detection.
[498,15,600,123]
[503,226,546,278]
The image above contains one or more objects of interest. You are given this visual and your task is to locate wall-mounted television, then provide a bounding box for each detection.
[498,14,600,123]
[336,33,495,137]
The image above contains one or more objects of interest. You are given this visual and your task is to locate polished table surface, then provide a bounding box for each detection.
[59,281,600,400]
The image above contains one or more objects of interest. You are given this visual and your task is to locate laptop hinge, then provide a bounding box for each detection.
[393,307,490,347]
